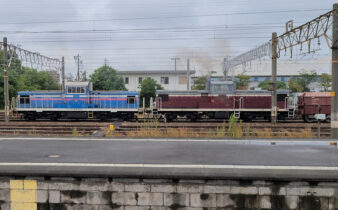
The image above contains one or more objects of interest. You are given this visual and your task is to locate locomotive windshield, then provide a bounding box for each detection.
[66,81,90,94]
[209,81,235,94]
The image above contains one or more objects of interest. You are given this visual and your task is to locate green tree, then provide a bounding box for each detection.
[0,51,24,109]
[288,70,317,92]
[258,80,286,90]
[288,77,302,92]
[18,67,60,91]
[320,73,331,91]
[0,50,60,108]
[80,70,88,82]
[192,76,207,90]
[236,74,251,89]
[89,65,126,91]
[139,77,163,107]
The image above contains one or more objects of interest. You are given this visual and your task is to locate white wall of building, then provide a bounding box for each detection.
[118,71,194,91]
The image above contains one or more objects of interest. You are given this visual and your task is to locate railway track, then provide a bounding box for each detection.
[0,111,331,138]
[0,121,110,136]
[115,122,331,138]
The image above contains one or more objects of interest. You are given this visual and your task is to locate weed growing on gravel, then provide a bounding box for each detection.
[107,119,315,139]
[72,128,78,136]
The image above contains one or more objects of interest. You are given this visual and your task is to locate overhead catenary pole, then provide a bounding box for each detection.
[331,4,338,138]
[271,32,278,124]
[3,37,9,123]
[187,58,190,90]
[223,58,227,80]
[61,56,65,93]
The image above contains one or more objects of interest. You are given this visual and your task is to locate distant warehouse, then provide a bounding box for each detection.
[117,70,195,91]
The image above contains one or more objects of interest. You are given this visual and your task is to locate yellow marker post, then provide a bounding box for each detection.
[109,124,114,131]
[10,180,37,210]
[331,92,336,97]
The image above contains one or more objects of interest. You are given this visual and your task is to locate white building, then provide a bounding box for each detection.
[117,70,195,91]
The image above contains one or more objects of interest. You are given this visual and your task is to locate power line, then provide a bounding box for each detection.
[0,9,328,25]
[12,36,271,44]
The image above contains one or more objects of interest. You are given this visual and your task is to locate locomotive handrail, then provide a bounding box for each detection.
[158,97,162,110]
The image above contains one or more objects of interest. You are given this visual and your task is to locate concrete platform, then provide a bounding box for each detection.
[0,137,338,180]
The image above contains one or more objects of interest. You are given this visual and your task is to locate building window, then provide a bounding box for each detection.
[161,77,169,84]
[127,96,135,104]
[179,76,187,85]
[125,77,129,84]
[138,77,143,84]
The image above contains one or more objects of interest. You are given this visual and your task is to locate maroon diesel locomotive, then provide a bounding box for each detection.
[155,81,290,121]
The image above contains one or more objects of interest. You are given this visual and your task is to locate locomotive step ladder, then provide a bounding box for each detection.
[288,108,296,118]
[88,111,94,119]
[234,111,241,119]
[233,97,243,119]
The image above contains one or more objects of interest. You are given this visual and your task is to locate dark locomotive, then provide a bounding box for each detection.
[155,81,291,122]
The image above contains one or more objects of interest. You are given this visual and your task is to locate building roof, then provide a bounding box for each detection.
[66,82,89,86]
[117,70,195,75]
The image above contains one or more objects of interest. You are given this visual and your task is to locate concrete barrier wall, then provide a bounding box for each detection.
[0,177,337,209]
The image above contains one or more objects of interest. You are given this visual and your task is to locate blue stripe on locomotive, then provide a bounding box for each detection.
[17,90,139,110]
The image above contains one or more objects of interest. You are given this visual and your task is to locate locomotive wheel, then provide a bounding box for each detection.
[165,114,176,122]
[304,115,315,123]
[28,116,36,121]
[100,116,108,121]
[325,116,331,123]
[25,113,36,121]
[188,115,197,122]
[50,117,58,121]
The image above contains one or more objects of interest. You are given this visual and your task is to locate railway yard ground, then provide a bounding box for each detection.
[0,110,330,138]
[0,119,330,139]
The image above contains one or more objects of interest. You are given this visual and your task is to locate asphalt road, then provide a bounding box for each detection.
[0,137,338,180]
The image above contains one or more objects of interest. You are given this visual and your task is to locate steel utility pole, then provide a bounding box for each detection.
[61,57,65,93]
[331,4,338,138]
[171,57,180,72]
[223,58,227,80]
[271,32,278,124]
[74,54,81,81]
[77,54,80,81]
[187,58,190,90]
[3,37,9,123]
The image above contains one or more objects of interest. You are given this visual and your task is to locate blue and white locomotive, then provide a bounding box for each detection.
[14,82,139,120]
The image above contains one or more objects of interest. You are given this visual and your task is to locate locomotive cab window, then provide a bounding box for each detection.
[158,94,168,101]
[277,94,287,101]
[127,96,135,104]
[67,86,86,94]
[20,95,30,104]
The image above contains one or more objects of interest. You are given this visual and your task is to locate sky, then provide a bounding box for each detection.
[0,0,336,77]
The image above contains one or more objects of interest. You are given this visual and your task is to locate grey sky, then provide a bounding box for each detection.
[0,0,335,77]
